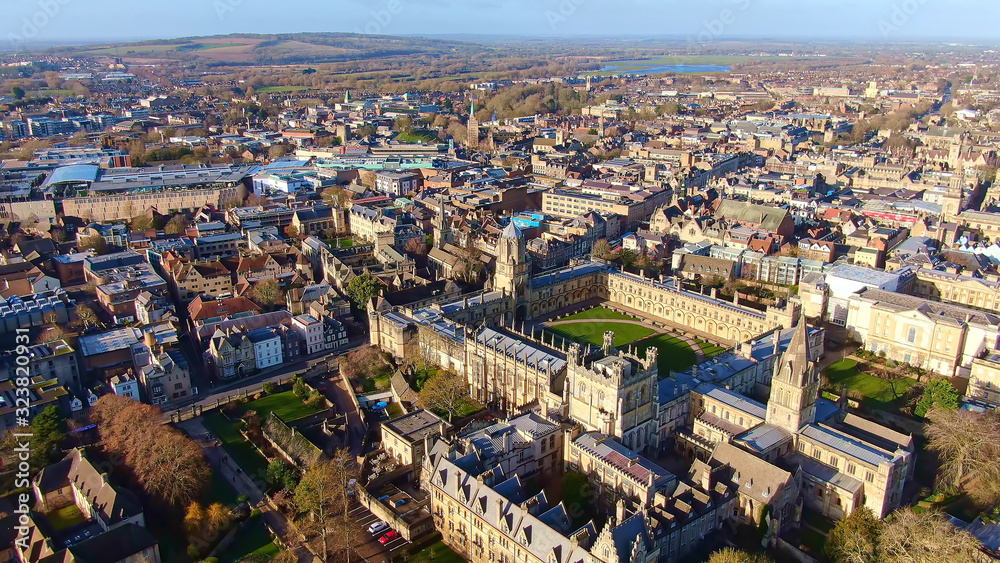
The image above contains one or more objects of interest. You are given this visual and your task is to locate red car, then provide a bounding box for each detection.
[378,530,400,545]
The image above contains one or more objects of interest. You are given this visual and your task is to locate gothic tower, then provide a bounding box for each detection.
[494,221,529,302]
[432,196,452,250]
[467,101,479,149]
[766,321,819,435]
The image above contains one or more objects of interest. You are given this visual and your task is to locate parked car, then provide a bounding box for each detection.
[394,498,407,507]
[379,530,400,544]
[377,494,391,502]
[367,521,388,535]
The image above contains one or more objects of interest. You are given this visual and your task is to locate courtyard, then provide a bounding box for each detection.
[545,306,727,376]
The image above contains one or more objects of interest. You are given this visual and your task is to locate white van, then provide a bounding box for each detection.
[368,521,389,535]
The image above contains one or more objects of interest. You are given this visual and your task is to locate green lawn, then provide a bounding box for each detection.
[204,411,270,480]
[409,541,465,563]
[205,468,241,508]
[561,307,635,321]
[549,322,656,348]
[218,517,280,563]
[338,237,354,249]
[697,340,728,358]
[47,504,85,531]
[824,359,916,411]
[634,334,698,377]
[242,390,323,422]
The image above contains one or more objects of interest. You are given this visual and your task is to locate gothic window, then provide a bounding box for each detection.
[906,327,917,344]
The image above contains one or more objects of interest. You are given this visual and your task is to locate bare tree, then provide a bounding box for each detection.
[880,509,983,562]
[419,370,472,422]
[294,453,361,563]
[926,408,1000,501]
[592,238,613,260]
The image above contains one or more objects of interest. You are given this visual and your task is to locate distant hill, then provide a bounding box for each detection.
[46,33,487,66]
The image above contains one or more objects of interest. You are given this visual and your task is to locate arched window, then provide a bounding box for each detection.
[906,327,917,344]
[579,383,586,397]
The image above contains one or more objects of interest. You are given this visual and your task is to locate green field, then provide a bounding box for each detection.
[204,411,270,480]
[561,307,635,322]
[47,504,85,531]
[219,518,280,563]
[256,85,312,93]
[28,89,74,97]
[83,43,187,55]
[177,42,250,51]
[824,359,916,411]
[634,334,698,376]
[240,390,323,422]
[697,340,728,359]
[549,322,656,348]
[409,541,465,563]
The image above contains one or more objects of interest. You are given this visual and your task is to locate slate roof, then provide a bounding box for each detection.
[711,442,792,505]
[34,449,143,528]
[572,432,675,488]
[800,424,896,467]
[693,382,766,419]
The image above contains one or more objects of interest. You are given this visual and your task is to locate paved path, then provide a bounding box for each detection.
[545,318,706,363]
[180,417,319,562]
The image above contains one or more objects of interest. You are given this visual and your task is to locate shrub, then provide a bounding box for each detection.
[238,494,250,504]
[262,382,277,395]
[187,544,200,559]
[250,508,262,519]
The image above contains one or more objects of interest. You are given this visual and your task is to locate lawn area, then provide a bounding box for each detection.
[338,237,354,249]
[218,517,280,563]
[204,411,270,480]
[408,541,465,563]
[549,322,656,348]
[823,359,916,411]
[242,390,323,422]
[697,340,728,358]
[634,333,698,376]
[205,468,241,508]
[46,504,85,531]
[561,307,635,321]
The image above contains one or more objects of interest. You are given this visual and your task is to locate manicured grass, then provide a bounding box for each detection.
[549,321,655,348]
[338,237,354,249]
[560,307,635,321]
[242,390,323,422]
[824,359,916,411]
[47,504,85,531]
[204,411,270,480]
[386,402,405,420]
[697,340,728,358]
[409,541,465,563]
[205,468,241,508]
[218,518,280,563]
[633,333,698,376]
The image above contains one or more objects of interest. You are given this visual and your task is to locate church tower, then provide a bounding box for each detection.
[467,101,479,149]
[494,221,529,301]
[433,196,452,250]
[766,321,819,435]
[344,89,352,104]
[942,172,965,222]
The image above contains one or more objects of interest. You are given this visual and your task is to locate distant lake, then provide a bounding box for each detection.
[599,62,731,74]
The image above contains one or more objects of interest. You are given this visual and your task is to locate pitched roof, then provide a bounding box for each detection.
[34,449,143,527]
[710,442,792,505]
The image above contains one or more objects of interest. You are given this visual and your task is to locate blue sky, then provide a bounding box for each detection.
[2,0,998,47]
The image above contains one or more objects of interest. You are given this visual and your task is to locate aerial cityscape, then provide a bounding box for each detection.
[1,1,1000,562]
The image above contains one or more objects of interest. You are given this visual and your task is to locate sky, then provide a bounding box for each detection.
[2,0,999,48]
